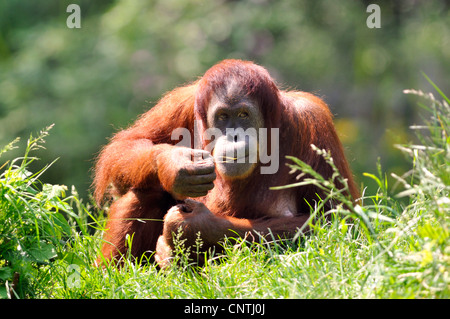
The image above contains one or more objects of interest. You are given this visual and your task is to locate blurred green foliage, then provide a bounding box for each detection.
[0,0,449,197]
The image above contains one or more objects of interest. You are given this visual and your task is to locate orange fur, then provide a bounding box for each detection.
[94,60,359,263]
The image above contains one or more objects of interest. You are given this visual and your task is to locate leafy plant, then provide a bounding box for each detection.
[0,125,85,298]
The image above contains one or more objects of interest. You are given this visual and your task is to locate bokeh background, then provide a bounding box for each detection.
[0,0,449,199]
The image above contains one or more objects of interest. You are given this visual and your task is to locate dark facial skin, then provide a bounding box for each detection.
[206,82,264,179]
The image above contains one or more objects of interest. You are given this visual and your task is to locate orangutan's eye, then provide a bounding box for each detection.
[218,113,228,121]
[238,112,249,119]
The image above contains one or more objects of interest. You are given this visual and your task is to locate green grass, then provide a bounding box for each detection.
[0,86,449,299]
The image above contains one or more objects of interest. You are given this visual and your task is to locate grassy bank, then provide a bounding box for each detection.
[1,87,448,299]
